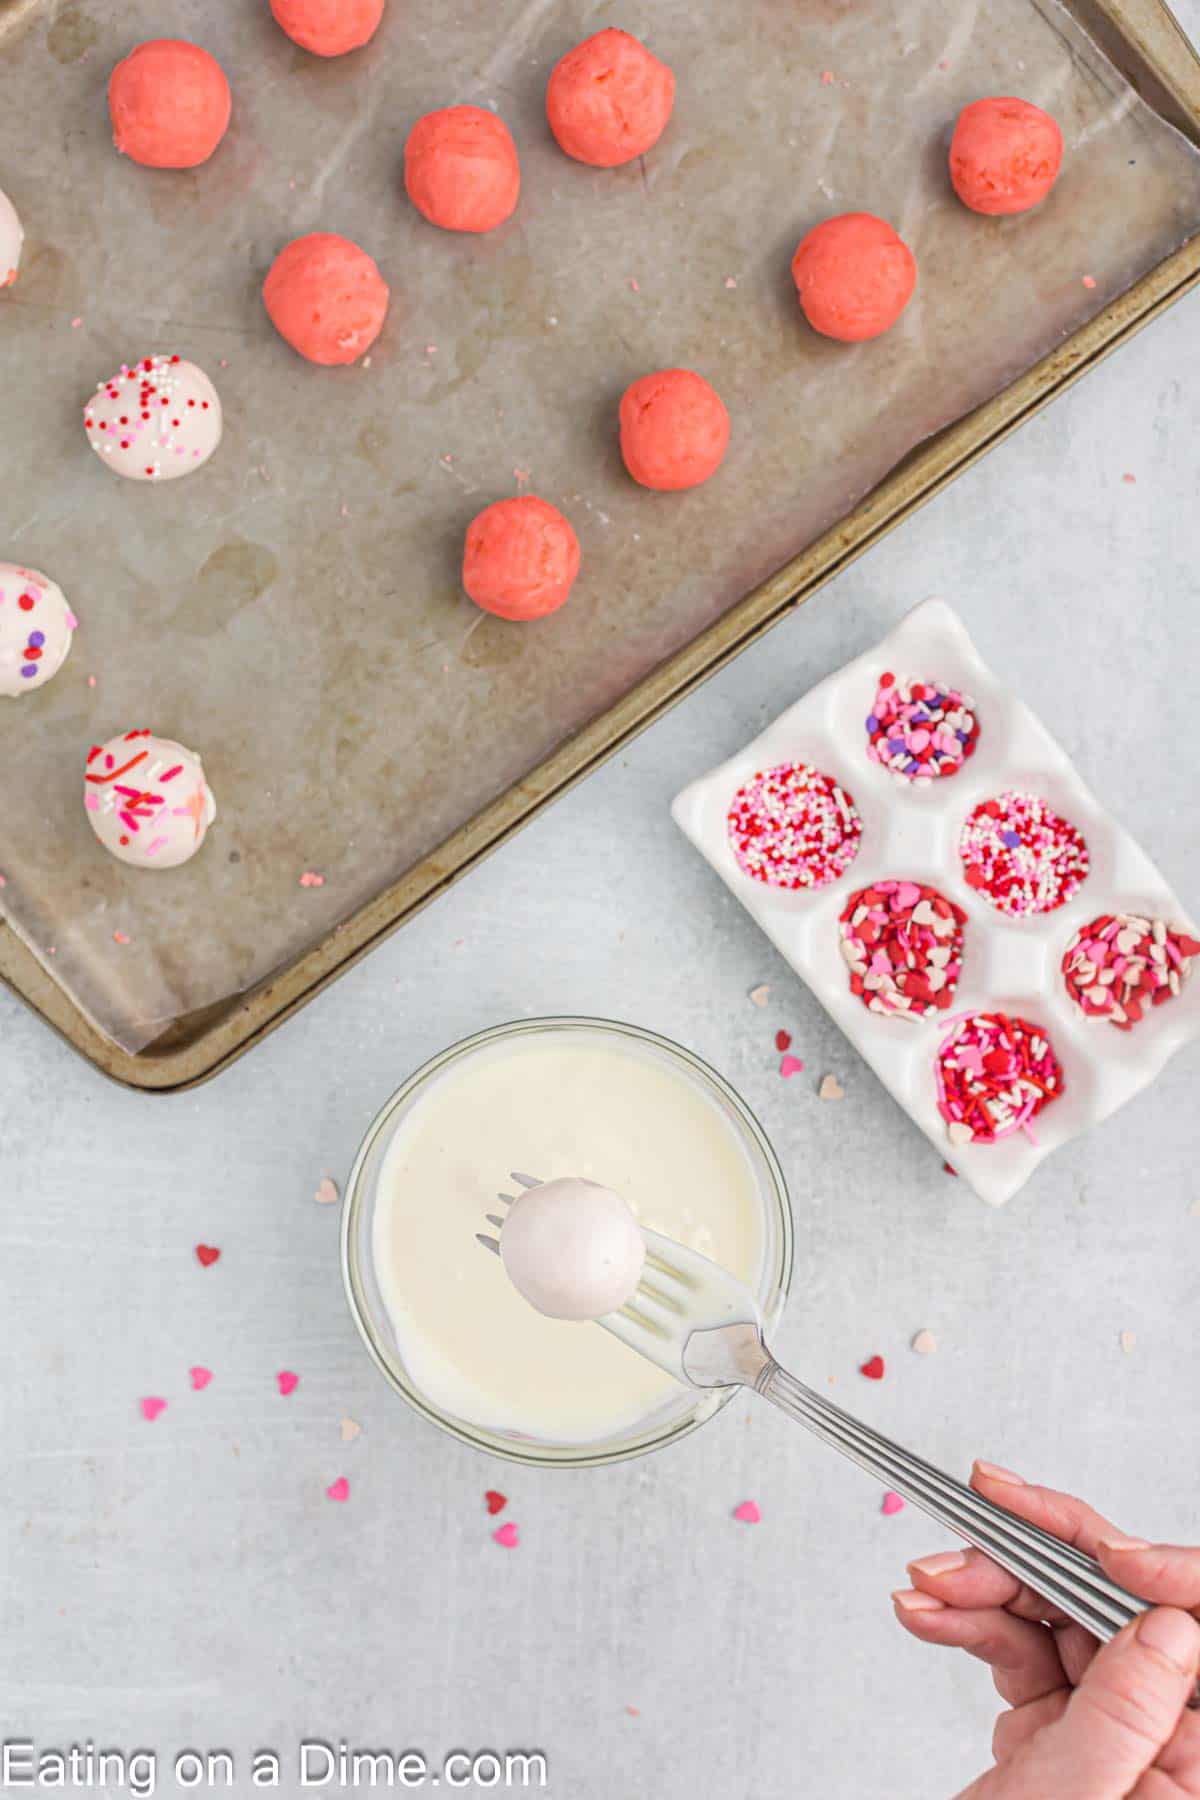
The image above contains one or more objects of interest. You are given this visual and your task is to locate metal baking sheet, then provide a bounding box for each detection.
[2,0,1200,1082]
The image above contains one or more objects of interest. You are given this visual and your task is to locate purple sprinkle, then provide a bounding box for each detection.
[1001,830,1022,849]
[865,715,879,734]
[956,730,970,742]
[887,738,905,755]
[28,631,45,648]
[20,665,37,679]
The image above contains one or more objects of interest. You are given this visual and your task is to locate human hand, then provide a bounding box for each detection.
[891,1461,1200,1797]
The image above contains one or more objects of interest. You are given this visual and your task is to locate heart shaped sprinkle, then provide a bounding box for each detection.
[733,1499,762,1524]
[1119,1330,1136,1355]
[493,1521,519,1548]
[140,1396,167,1422]
[314,1177,340,1206]
[340,1417,361,1443]
[748,984,770,1008]
[485,1490,508,1516]
[194,1244,221,1268]
[189,1366,213,1391]
[277,1371,299,1397]
[779,1054,805,1079]
[818,1074,844,1102]
[860,1355,885,1381]
[775,1029,792,1052]
[326,1477,350,1503]
[911,1330,937,1356]
[881,1491,905,1516]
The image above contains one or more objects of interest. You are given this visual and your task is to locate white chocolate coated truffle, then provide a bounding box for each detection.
[83,354,222,482]
[84,730,216,868]
[0,564,76,697]
[500,1177,646,1321]
[0,187,22,287]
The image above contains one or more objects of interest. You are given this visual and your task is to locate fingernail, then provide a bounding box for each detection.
[1099,1536,1151,1553]
[973,1460,1025,1486]
[892,1588,946,1614]
[908,1551,968,1578]
[1137,1607,1200,1675]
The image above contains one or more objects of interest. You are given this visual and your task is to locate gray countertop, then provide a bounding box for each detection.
[3,22,1200,1800]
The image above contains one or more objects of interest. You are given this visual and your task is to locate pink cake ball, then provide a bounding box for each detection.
[108,39,231,169]
[269,0,385,57]
[619,369,730,492]
[462,496,581,622]
[950,98,1063,216]
[404,106,520,235]
[791,213,917,343]
[263,233,389,365]
[546,28,675,168]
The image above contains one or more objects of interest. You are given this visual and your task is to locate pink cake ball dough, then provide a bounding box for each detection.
[462,496,581,622]
[950,97,1063,216]
[546,28,675,168]
[108,39,231,170]
[404,106,520,234]
[263,233,389,365]
[619,368,730,492]
[791,213,917,343]
[269,0,385,57]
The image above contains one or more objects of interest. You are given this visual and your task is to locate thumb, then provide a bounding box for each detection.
[1012,1607,1200,1798]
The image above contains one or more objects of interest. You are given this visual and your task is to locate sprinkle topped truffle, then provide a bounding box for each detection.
[1062,913,1199,1029]
[728,761,862,890]
[84,729,216,869]
[0,565,76,697]
[935,1011,1063,1145]
[959,791,1088,917]
[865,671,980,783]
[839,880,967,1019]
[83,355,222,482]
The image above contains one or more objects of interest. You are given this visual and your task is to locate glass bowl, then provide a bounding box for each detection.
[341,1016,792,1468]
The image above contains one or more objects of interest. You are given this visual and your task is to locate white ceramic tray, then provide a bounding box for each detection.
[671,600,1199,1205]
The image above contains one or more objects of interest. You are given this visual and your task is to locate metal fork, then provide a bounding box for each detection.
[480,1175,1163,1659]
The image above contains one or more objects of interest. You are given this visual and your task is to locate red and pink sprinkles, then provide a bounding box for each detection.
[727,760,862,890]
[959,790,1089,917]
[1062,912,1198,1029]
[935,1011,1063,1146]
[865,671,979,783]
[839,880,966,1019]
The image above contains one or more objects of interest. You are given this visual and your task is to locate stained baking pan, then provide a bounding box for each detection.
[1,0,1199,1089]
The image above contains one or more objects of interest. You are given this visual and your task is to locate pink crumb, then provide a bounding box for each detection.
[1122,472,1137,484]
[70,316,82,329]
[629,277,640,292]
[733,1500,762,1524]
[112,930,130,945]
[1082,275,1097,289]
[299,871,325,888]
[87,674,97,688]
[820,70,835,85]
[724,276,738,289]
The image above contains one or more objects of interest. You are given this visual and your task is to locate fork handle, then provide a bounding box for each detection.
[755,1357,1149,1646]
